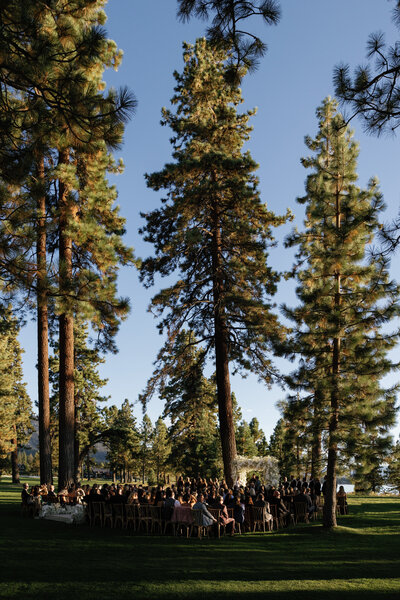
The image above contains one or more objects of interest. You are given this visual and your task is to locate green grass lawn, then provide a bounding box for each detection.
[1,479,399,599]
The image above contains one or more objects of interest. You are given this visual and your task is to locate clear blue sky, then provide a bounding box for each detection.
[20,0,400,441]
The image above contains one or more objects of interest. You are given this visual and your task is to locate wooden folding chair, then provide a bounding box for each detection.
[112,504,125,528]
[244,506,254,533]
[138,504,152,534]
[270,504,281,530]
[172,506,193,537]
[192,509,213,539]
[208,508,221,538]
[149,506,163,534]
[294,502,309,524]
[162,505,176,535]
[91,502,103,527]
[103,502,113,527]
[252,506,267,533]
[125,503,139,532]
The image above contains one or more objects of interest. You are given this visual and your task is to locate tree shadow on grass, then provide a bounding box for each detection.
[1,492,399,592]
[1,514,399,586]
[1,581,400,600]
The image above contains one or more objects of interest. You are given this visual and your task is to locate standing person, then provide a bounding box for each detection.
[47,485,57,501]
[336,485,348,515]
[21,483,32,505]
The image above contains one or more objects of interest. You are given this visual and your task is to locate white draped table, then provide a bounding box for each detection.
[39,503,86,524]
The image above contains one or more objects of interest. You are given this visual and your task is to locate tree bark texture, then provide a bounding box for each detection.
[311,390,323,480]
[58,150,75,490]
[323,350,339,528]
[74,402,80,484]
[36,154,53,485]
[211,198,237,488]
[11,436,20,484]
[323,177,342,528]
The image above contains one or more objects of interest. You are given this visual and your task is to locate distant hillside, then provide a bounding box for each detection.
[24,417,106,463]
[24,418,39,455]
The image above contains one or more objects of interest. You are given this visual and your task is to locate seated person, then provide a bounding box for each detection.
[67,485,77,504]
[270,490,290,524]
[192,493,217,528]
[75,484,85,504]
[110,486,125,504]
[233,496,245,527]
[254,492,273,526]
[126,490,139,505]
[39,484,48,497]
[216,495,235,534]
[58,487,69,504]
[224,489,235,507]
[293,488,315,518]
[180,493,191,507]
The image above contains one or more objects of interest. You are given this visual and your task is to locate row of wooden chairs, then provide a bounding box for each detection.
[86,503,273,538]
[269,502,317,529]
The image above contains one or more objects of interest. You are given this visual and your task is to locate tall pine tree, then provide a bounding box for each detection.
[283,97,400,527]
[140,39,289,485]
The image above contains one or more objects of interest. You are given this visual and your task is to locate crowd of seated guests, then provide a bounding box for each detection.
[21,473,348,525]
[78,473,323,528]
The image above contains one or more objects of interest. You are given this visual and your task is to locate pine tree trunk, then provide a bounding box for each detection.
[311,393,322,480]
[11,437,20,484]
[36,154,53,486]
[311,430,322,480]
[323,356,339,528]
[74,406,80,484]
[323,178,341,528]
[58,149,75,490]
[87,455,91,481]
[211,197,237,488]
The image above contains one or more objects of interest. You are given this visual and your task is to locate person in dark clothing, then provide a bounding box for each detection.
[294,489,315,518]
[21,483,32,505]
[110,487,126,504]
[233,497,245,527]
[270,490,290,525]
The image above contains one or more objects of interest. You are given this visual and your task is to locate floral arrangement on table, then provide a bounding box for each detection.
[233,455,279,487]
[39,503,86,524]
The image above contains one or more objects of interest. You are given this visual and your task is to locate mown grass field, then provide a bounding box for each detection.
[0,478,399,599]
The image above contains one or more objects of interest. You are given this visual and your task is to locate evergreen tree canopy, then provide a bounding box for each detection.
[156,330,221,478]
[177,0,281,74]
[151,417,171,483]
[283,97,400,526]
[140,38,289,485]
[334,0,400,136]
[0,306,32,459]
[103,400,140,479]
[140,38,288,380]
